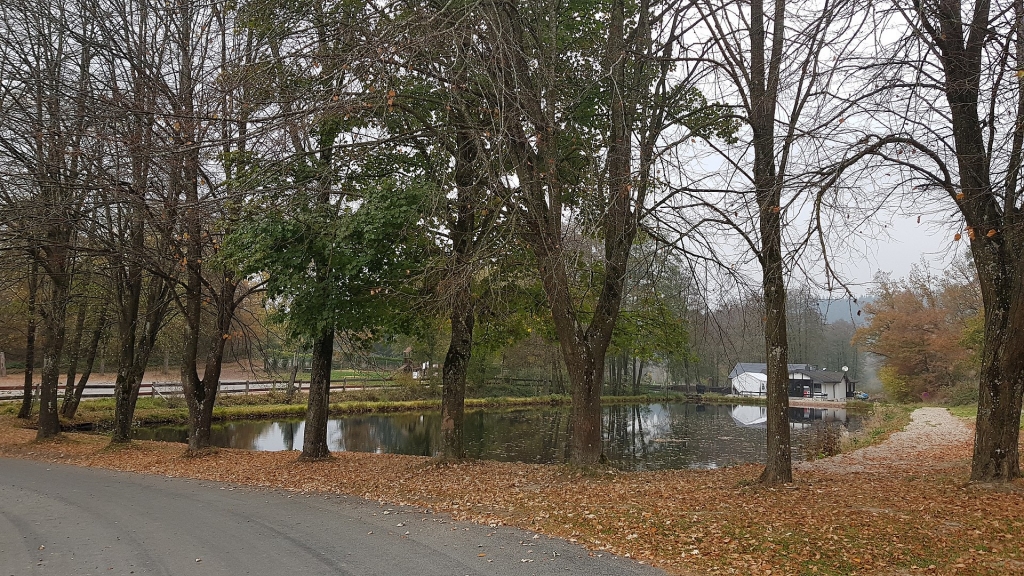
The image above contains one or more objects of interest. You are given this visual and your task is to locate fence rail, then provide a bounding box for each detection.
[0,377,398,401]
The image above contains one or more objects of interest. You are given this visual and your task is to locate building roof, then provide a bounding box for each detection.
[729,363,852,384]
[728,362,813,379]
[794,369,849,384]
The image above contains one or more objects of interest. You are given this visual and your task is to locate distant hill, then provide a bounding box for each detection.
[817,297,874,326]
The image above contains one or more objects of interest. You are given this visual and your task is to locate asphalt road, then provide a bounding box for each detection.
[0,458,664,576]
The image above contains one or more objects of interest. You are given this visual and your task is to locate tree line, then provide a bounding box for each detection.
[1,0,1022,483]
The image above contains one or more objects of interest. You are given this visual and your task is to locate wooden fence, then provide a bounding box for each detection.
[0,377,397,401]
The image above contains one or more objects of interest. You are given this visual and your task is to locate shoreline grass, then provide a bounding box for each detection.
[842,403,914,452]
[2,391,699,429]
[2,390,883,432]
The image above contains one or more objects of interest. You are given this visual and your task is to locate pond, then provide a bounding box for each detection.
[135,403,859,471]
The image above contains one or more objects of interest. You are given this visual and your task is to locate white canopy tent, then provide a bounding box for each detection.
[731,371,767,396]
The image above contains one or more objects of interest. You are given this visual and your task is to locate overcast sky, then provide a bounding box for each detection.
[841,208,962,293]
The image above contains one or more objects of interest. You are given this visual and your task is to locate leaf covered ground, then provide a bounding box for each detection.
[1,409,1022,576]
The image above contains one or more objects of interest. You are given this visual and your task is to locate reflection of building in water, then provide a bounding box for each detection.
[729,405,848,430]
[789,407,847,423]
[730,405,768,427]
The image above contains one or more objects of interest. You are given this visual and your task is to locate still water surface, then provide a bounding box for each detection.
[135,403,858,471]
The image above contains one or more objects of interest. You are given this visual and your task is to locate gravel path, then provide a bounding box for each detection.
[796,407,973,475]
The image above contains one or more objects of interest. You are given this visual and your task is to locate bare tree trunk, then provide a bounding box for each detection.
[286,351,299,401]
[566,343,604,465]
[17,261,38,419]
[749,0,792,486]
[972,309,1024,480]
[37,242,73,439]
[300,327,334,460]
[61,308,106,418]
[62,304,87,405]
[759,237,793,484]
[183,277,237,452]
[626,354,634,393]
[111,278,169,444]
[440,288,474,460]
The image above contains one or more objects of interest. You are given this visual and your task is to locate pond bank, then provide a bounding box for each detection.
[3,393,690,429]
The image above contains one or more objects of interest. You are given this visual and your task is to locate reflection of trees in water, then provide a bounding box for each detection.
[280,421,298,451]
[218,422,270,449]
[466,409,573,463]
[132,403,858,470]
[134,426,189,443]
[328,414,437,456]
[604,405,646,464]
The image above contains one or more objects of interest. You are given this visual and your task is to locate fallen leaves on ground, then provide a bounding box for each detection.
[1,413,1022,576]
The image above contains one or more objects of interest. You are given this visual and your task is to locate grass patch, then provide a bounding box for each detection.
[803,421,844,460]
[948,404,977,419]
[947,404,1024,429]
[843,403,913,452]
[55,391,693,429]
[844,398,873,412]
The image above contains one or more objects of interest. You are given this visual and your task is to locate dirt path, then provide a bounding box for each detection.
[796,407,974,475]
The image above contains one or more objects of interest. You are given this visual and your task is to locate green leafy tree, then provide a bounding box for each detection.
[228,180,429,459]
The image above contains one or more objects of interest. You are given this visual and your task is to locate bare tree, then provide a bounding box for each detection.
[822,0,1024,481]
[661,0,868,483]
[0,0,102,437]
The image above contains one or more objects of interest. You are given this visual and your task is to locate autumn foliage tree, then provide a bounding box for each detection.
[854,263,982,403]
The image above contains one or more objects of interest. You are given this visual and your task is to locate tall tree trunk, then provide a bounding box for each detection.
[971,293,1024,480]
[759,234,792,484]
[36,295,68,439]
[37,241,73,439]
[111,279,169,444]
[631,356,639,395]
[918,0,1024,482]
[286,351,299,401]
[62,308,106,418]
[180,252,206,450]
[62,304,87,405]
[492,0,647,466]
[749,0,792,486]
[566,342,604,466]
[439,121,479,461]
[440,288,474,460]
[300,327,334,460]
[17,261,39,419]
[182,277,238,453]
[544,0,631,467]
